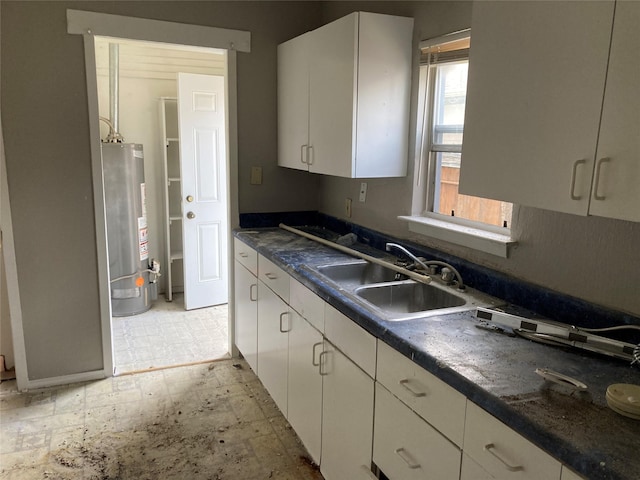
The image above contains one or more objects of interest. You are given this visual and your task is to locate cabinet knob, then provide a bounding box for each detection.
[186,211,195,219]
[186,195,194,202]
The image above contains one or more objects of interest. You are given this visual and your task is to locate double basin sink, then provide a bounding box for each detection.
[312,259,502,321]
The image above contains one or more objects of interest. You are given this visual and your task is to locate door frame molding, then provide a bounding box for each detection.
[68,9,248,378]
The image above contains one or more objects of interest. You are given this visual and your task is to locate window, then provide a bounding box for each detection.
[401,30,515,258]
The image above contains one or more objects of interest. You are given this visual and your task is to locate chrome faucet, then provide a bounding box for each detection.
[385,242,465,290]
[385,243,429,271]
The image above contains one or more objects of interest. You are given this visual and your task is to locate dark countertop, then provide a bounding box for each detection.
[234,227,640,480]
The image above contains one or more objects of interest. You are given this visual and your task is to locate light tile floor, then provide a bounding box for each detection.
[112,294,229,374]
[0,359,324,479]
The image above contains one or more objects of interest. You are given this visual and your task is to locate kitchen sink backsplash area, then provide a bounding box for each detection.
[239,211,640,345]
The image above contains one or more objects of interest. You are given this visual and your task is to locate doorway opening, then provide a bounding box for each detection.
[94,37,230,374]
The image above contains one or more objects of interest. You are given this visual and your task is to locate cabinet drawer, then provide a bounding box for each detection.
[324,304,376,378]
[463,401,561,480]
[373,383,461,480]
[376,340,466,447]
[258,255,289,302]
[289,277,325,333]
[234,237,257,275]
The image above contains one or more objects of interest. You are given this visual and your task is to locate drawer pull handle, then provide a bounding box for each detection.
[399,379,426,397]
[312,342,323,366]
[593,157,610,200]
[318,351,329,376]
[238,252,248,258]
[395,447,421,469]
[265,272,278,280]
[279,312,291,333]
[569,159,586,200]
[360,465,377,479]
[307,145,314,165]
[484,443,524,472]
[249,284,257,302]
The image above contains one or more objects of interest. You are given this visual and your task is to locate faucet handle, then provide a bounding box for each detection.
[441,267,455,284]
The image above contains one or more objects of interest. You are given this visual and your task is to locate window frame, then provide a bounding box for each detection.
[402,30,516,257]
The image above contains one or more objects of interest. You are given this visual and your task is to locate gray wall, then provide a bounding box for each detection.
[2,0,638,382]
[1,1,321,380]
[318,1,640,318]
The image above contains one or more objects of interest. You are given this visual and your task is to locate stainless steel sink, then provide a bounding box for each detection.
[311,259,502,321]
[356,282,466,313]
[315,260,403,287]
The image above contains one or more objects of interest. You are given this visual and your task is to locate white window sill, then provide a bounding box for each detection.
[399,215,516,258]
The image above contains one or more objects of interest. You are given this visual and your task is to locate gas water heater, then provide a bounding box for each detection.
[102,143,159,316]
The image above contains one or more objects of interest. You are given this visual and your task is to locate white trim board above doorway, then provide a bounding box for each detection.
[67,10,251,52]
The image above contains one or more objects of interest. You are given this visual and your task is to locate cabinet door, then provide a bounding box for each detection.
[354,12,413,178]
[277,32,310,171]
[287,310,323,464]
[309,13,358,177]
[234,260,258,373]
[459,1,614,215]
[321,340,375,480]
[373,383,461,479]
[588,1,640,222]
[257,281,290,415]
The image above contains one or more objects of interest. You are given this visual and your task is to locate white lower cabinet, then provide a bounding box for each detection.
[376,340,466,447]
[234,259,258,373]
[463,401,561,480]
[321,339,375,480]
[287,308,323,464]
[234,243,574,480]
[257,280,290,415]
[373,383,461,479]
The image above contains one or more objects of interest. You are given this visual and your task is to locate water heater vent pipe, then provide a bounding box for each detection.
[105,43,124,143]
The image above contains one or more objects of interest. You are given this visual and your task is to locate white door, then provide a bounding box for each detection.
[178,73,228,310]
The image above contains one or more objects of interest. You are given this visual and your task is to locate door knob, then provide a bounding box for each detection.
[186,195,194,202]
[186,211,195,219]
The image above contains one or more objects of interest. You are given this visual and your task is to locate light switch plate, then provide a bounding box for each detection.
[250,167,263,185]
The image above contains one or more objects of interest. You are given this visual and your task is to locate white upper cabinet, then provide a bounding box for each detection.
[587,1,640,221]
[277,12,413,178]
[277,32,311,172]
[460,0,639,221]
